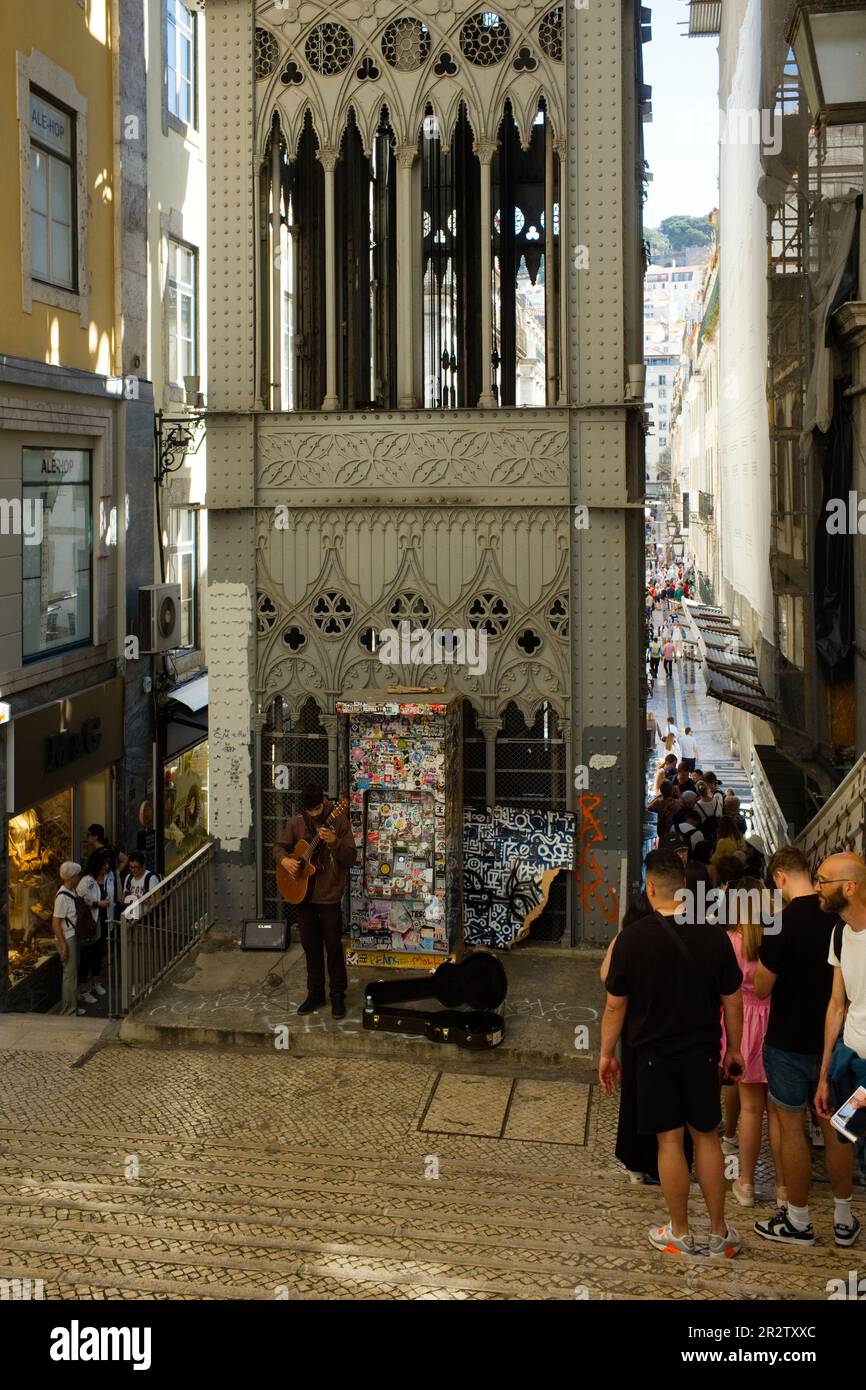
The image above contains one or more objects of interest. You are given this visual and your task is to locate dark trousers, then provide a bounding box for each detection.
[649,658,660,678]
[663,659,673,679]
[297,901,347,997]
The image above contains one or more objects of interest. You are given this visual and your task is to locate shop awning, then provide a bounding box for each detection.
[168,673,208,713]
[163,672,208,759]
[682,601,781,725]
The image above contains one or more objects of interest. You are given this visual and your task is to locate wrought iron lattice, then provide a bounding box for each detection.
[254,27,280,79]
[257,593,277,634]
[382,17,431,71]
[312,591,353,635]
[462,699,487,808]
[538,7,563,61]
[495,701,567,942]
[388,591,432,627]
[261,696,330,930]
[546,593,568,639]
[305,21,354,75]
[467,592,510,636]
[460,12,511,66]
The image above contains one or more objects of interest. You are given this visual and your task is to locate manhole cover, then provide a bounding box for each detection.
[419,1073,591,1144]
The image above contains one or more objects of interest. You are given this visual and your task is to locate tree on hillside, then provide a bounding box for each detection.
[658,215,713,251]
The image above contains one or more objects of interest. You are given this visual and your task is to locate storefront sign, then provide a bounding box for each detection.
[45,716,102,773]
[8,678,123,812]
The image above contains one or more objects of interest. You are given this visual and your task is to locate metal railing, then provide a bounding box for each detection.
[106,843,212,1017]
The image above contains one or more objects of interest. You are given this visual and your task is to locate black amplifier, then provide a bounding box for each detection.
[241,919,289,951]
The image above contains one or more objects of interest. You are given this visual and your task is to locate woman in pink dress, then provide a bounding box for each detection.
[722,879,786,1207]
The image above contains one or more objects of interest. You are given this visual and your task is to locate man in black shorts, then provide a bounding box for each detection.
[600,849,744,1257]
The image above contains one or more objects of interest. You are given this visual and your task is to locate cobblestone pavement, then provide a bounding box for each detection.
[0,1041,857,1301]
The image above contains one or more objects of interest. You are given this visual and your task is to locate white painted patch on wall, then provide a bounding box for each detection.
[588,754,618,769]
[207,582,252,851]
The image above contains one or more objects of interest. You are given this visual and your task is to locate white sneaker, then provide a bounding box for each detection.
[80,992,97,1005]
[92,983,107,997]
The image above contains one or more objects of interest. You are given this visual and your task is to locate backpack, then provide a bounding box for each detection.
[123,870,158,900]
[58,888,97,943]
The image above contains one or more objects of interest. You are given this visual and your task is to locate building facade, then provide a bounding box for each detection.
[204,0,649,944]
[146,0,211,874]
[0,0,154,1005]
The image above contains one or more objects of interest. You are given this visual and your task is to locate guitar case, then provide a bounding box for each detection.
[363,950,507,1050]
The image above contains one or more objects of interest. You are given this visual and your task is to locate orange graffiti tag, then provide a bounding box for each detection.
[575,793,619,924]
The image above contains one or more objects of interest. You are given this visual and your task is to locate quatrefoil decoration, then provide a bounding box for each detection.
[433,50,458,77]
[357,55,380,81]
[512,46,538,73]
[280,60,304,86]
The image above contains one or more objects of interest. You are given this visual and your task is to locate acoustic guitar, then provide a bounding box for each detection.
[275,795,350,906]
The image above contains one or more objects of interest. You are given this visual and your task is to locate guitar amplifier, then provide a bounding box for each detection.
[241,919,289,952]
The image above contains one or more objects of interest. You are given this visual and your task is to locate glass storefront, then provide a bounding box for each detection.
[164,739,209,874]
[7,788,73,985]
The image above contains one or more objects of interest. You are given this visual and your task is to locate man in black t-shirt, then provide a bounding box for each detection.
[754,846,858,1248]
[601,849,744,1258]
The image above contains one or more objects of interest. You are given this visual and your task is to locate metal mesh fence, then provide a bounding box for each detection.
[495,701,568,943]
[462,699,487,809]
[261,696,329,929]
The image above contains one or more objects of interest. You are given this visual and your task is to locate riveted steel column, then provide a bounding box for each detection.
[318,146,340,412]
[475,138,498,409]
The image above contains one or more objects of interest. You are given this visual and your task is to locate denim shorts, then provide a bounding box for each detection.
[763,1043,820,1112]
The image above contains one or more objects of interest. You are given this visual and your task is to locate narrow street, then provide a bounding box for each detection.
[0,1025,855,1301]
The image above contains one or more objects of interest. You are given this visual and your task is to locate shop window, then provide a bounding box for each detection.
[166,0,196,129]
[29,88,76,291]
[7,788,73,988]
[167,238,197,386]
[165,507,198,648]
[164,740,209,875]
[22,447,92,661]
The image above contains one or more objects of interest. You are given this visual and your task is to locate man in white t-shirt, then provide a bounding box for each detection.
[815,852,866,1242]
[679,727,699,771]
[51,861,82,1016]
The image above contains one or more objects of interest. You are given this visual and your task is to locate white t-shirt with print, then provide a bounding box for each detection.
[829,924,866,1058]
[53,890,78,941]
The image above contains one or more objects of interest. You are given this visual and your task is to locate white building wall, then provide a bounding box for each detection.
[717,0,773,641]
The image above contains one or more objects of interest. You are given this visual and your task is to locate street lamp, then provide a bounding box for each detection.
[788,2,866,127]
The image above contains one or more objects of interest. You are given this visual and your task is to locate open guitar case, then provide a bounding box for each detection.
[363,950,508,1049]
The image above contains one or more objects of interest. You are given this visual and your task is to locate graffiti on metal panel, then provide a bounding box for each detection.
[575,793,618,924]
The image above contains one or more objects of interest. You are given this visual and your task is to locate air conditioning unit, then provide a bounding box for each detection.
[139,584,182,653]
